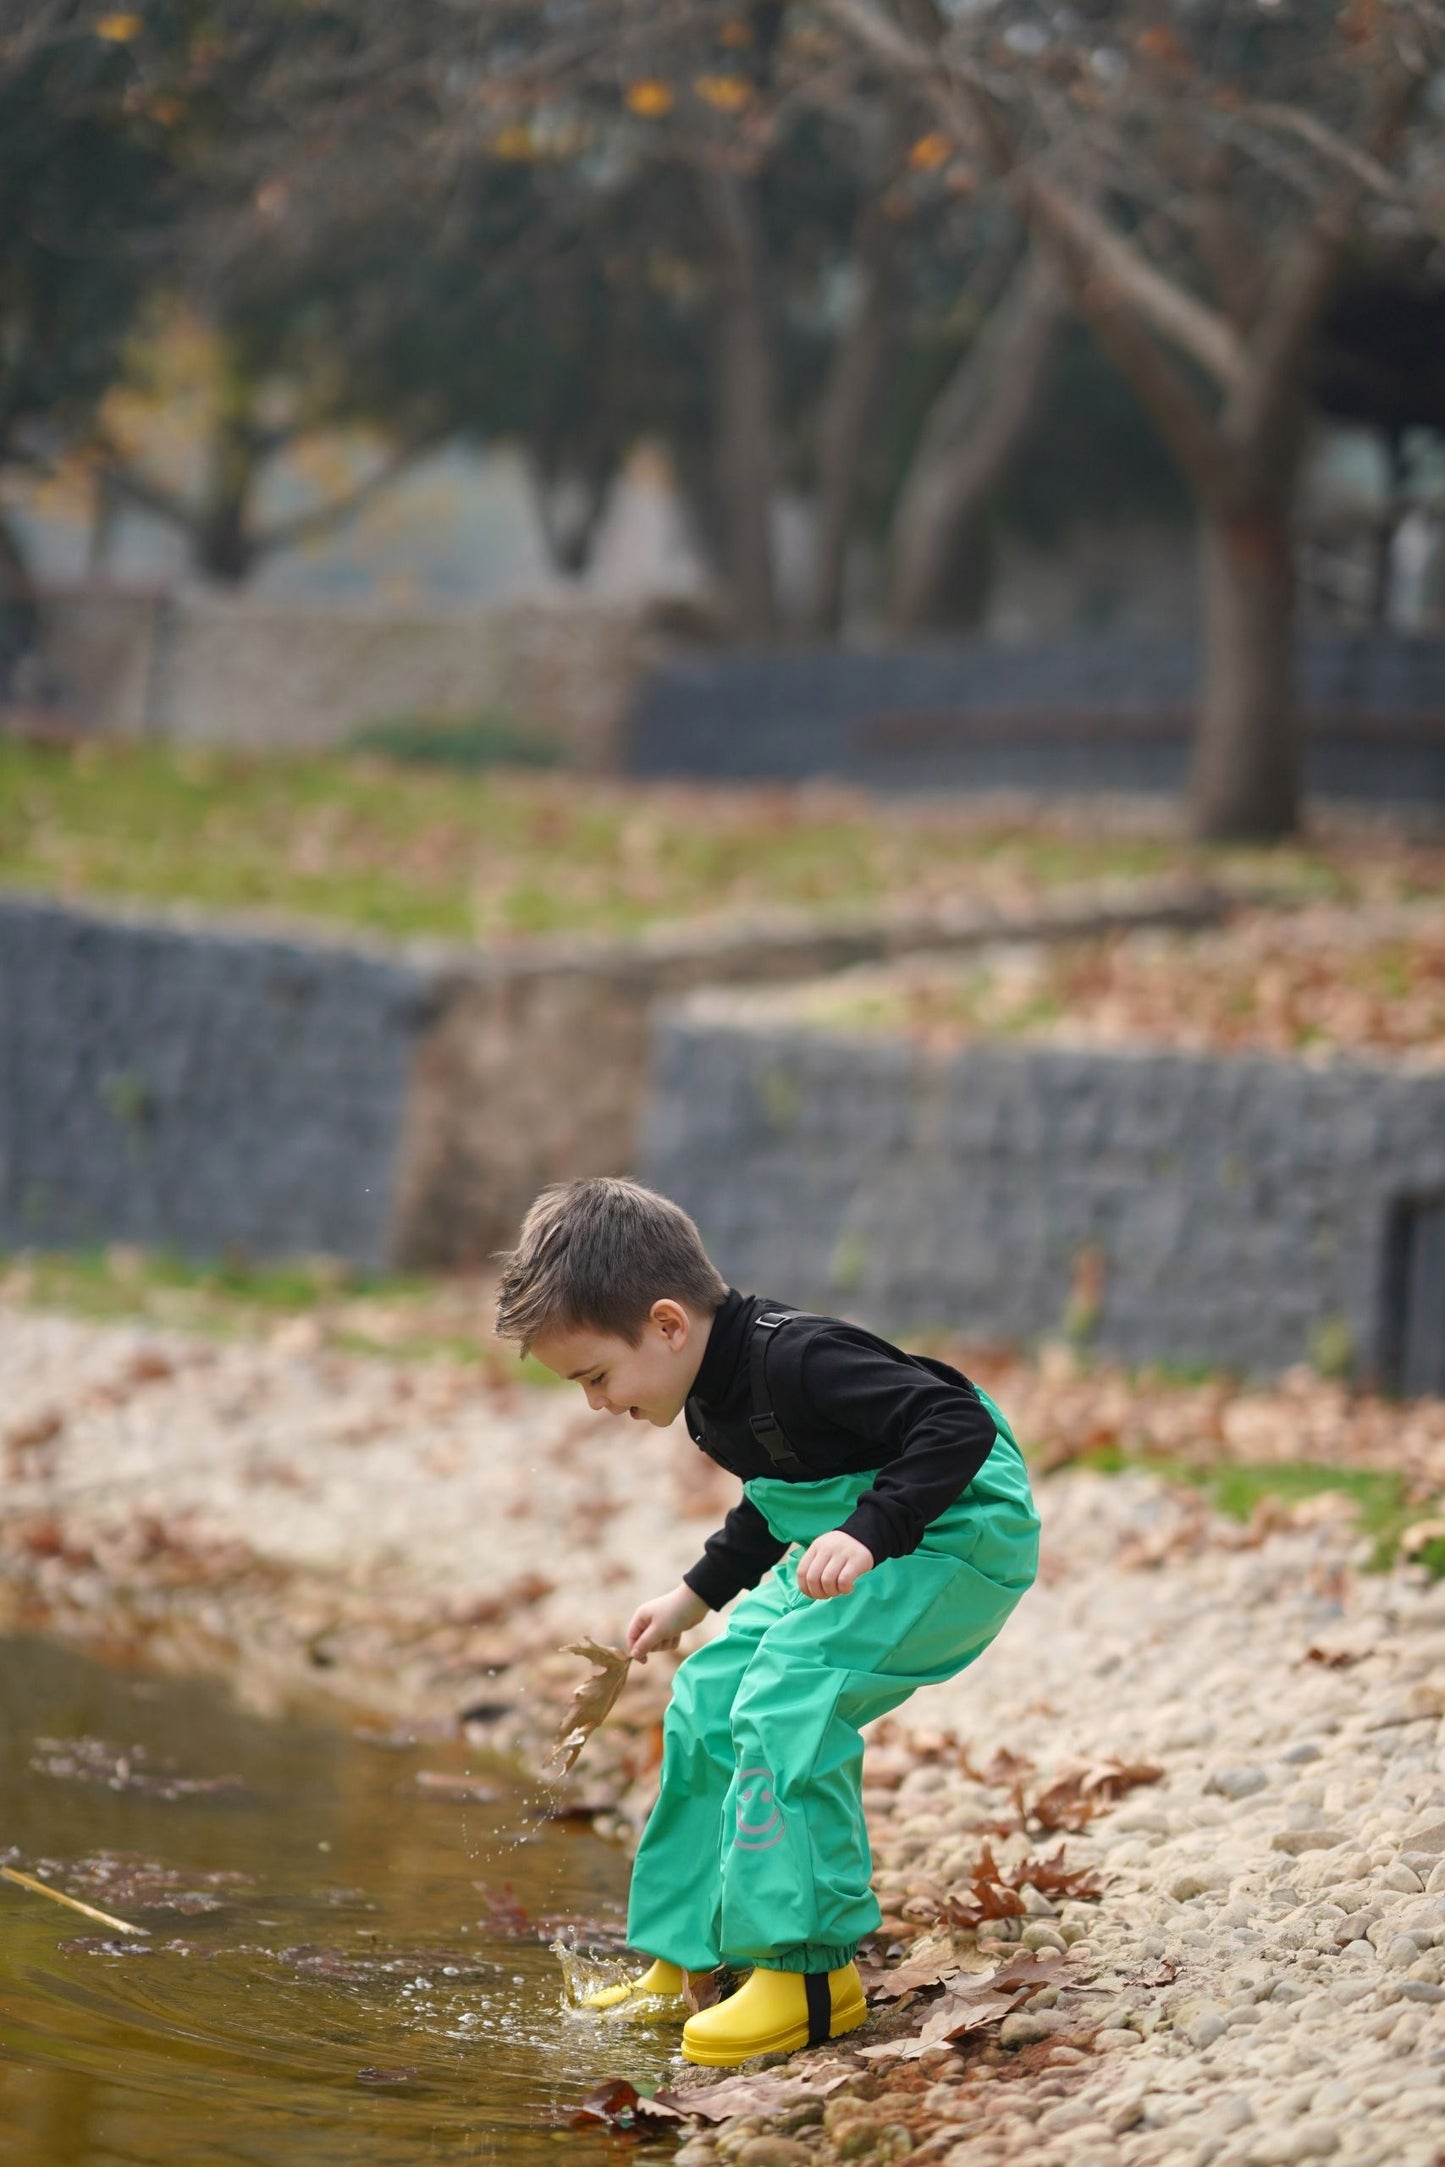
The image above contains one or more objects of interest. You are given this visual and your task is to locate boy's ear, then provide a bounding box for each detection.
[650,1297,692,1344]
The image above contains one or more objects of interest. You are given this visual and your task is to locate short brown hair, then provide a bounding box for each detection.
[494,1177,728,1354]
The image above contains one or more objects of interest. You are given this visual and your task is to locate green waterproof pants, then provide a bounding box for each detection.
[626,1392,1039,1975]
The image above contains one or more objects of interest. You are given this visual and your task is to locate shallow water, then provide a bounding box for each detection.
[0,1636,682,2165]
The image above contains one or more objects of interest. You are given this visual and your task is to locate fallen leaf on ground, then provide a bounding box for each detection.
[1026,1757,1163,1831]
[570,2079,685,2130]
[862,1949,1067,2060]
[551,1640,633,1775]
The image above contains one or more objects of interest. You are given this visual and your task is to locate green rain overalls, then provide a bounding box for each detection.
[626,1385,1039,1975]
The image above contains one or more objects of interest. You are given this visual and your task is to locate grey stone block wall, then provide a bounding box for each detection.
[628,634,1445,806]
[0,895,429,1268]
[640,1007,1445,1383]
[1,885,1225,1274]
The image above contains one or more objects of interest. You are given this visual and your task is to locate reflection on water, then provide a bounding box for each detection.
[0,1636,680,2165]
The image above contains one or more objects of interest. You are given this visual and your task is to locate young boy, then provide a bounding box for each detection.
[495,1177,1039,2068]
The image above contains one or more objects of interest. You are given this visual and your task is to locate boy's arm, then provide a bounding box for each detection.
[682,1496,789,1611]
[795,1329,999,1566]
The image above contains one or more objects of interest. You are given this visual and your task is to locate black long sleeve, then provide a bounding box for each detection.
[682,1495,789,1610]
[795,1326,998,1567]
[677,1292,1002,1610]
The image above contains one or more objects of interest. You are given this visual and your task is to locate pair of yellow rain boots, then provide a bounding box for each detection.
[584,1957,868,2065]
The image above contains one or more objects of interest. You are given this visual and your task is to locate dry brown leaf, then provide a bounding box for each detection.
[551,1640,633,1774]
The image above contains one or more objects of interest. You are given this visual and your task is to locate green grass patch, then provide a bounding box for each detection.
[0,737,1410,950]
[0,1242,578,1386]
[347,712,564,771]
[1067,1444,1442,1577]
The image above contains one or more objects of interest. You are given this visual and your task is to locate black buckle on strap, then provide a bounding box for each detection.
[803,1969,832,2046]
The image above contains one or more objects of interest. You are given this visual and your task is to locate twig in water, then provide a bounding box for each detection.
[1,1864,149,1937]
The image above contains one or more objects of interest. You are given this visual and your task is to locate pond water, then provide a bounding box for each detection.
[0,1635,682,2166]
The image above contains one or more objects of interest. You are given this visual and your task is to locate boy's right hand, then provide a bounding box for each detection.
[626,1583,709,1662]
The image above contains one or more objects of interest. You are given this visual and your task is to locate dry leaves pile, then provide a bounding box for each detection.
[954,1342,1445,1501]
[807,900,1445,1067]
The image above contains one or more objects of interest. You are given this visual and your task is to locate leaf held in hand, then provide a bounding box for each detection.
[551,1639,633,1774]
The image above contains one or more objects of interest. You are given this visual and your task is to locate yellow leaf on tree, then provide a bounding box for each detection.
[719,18,754,46]
[694,73,753,112]
[96,13,142,40]
[626,79,675,118]
[489,125,537,160]
[908,133,951,171]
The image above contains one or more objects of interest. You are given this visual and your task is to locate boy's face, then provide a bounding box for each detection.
[529,1299,709,1427]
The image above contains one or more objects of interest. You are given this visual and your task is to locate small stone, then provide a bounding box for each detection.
[1385,1933,1422,1967]
[1271,1828,1351,1855]
[1206,1766,1270,1799]
[1382,1862,1425,1893]
[1168,1868,1226,1900]
[1185,2007,1229,2048]
[1036,2101,1098,2135]
[834,2122,891,2161]
[1019,1923,1067,1954]
[1105,2093,1146,2135]
[737,2143,815,2167]
[1246,2121,1339,2163]
[674,2146,720,2167]
[1280,1743,1323,1765]
[1093,2027,1142,2053]
[1398,1978,1445,2002]
[998,2011,1065,2048]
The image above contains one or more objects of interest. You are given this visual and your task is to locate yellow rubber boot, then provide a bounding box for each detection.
[680,1963,867,2065]
[583,1957,689,2013]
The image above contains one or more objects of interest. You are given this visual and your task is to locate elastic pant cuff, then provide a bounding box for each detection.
[749,1943,857,1974]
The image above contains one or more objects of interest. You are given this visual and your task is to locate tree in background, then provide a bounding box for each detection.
[0,3,199,665]
[825,0,1445,838]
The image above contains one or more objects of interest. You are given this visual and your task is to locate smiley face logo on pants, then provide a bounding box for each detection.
[733,1764,784,1850]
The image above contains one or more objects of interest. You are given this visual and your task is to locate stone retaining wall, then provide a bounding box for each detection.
[35,584,647,769]
[629,634,1445,806]
[0,885,1226,1274]
[640,995,1445,1387]
[0,897,425,1267]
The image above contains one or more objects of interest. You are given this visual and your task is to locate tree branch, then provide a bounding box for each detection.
[821,0,1245,393]
[248,435,438,558]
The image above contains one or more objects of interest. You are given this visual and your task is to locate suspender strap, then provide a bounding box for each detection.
[803,1969,833,2045]
[748,1311,808,1479]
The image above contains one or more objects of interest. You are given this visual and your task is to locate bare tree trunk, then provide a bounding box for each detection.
[194,397,260,583]
[697,165,778,641]
[803,199,899,637]
[887,256,1062,633]
[1191,496,1299,839]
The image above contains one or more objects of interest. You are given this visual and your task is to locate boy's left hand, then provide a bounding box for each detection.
[796,1530,874,1600]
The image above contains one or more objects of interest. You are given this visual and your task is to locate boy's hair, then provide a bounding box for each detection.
[494,1177,728,1354]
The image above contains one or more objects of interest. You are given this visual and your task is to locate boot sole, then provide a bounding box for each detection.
[680,1995,868,2066]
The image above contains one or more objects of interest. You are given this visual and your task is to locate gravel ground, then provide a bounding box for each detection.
[2,1300,1443,2165]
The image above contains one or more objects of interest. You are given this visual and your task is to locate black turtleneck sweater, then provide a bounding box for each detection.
[680,1289,999,1611]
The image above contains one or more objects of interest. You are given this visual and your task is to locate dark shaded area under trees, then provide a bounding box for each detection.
[4,2,1444,841]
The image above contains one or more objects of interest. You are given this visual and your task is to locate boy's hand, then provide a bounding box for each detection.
[796,1530,874,1600]
[626,1583,709,1662]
